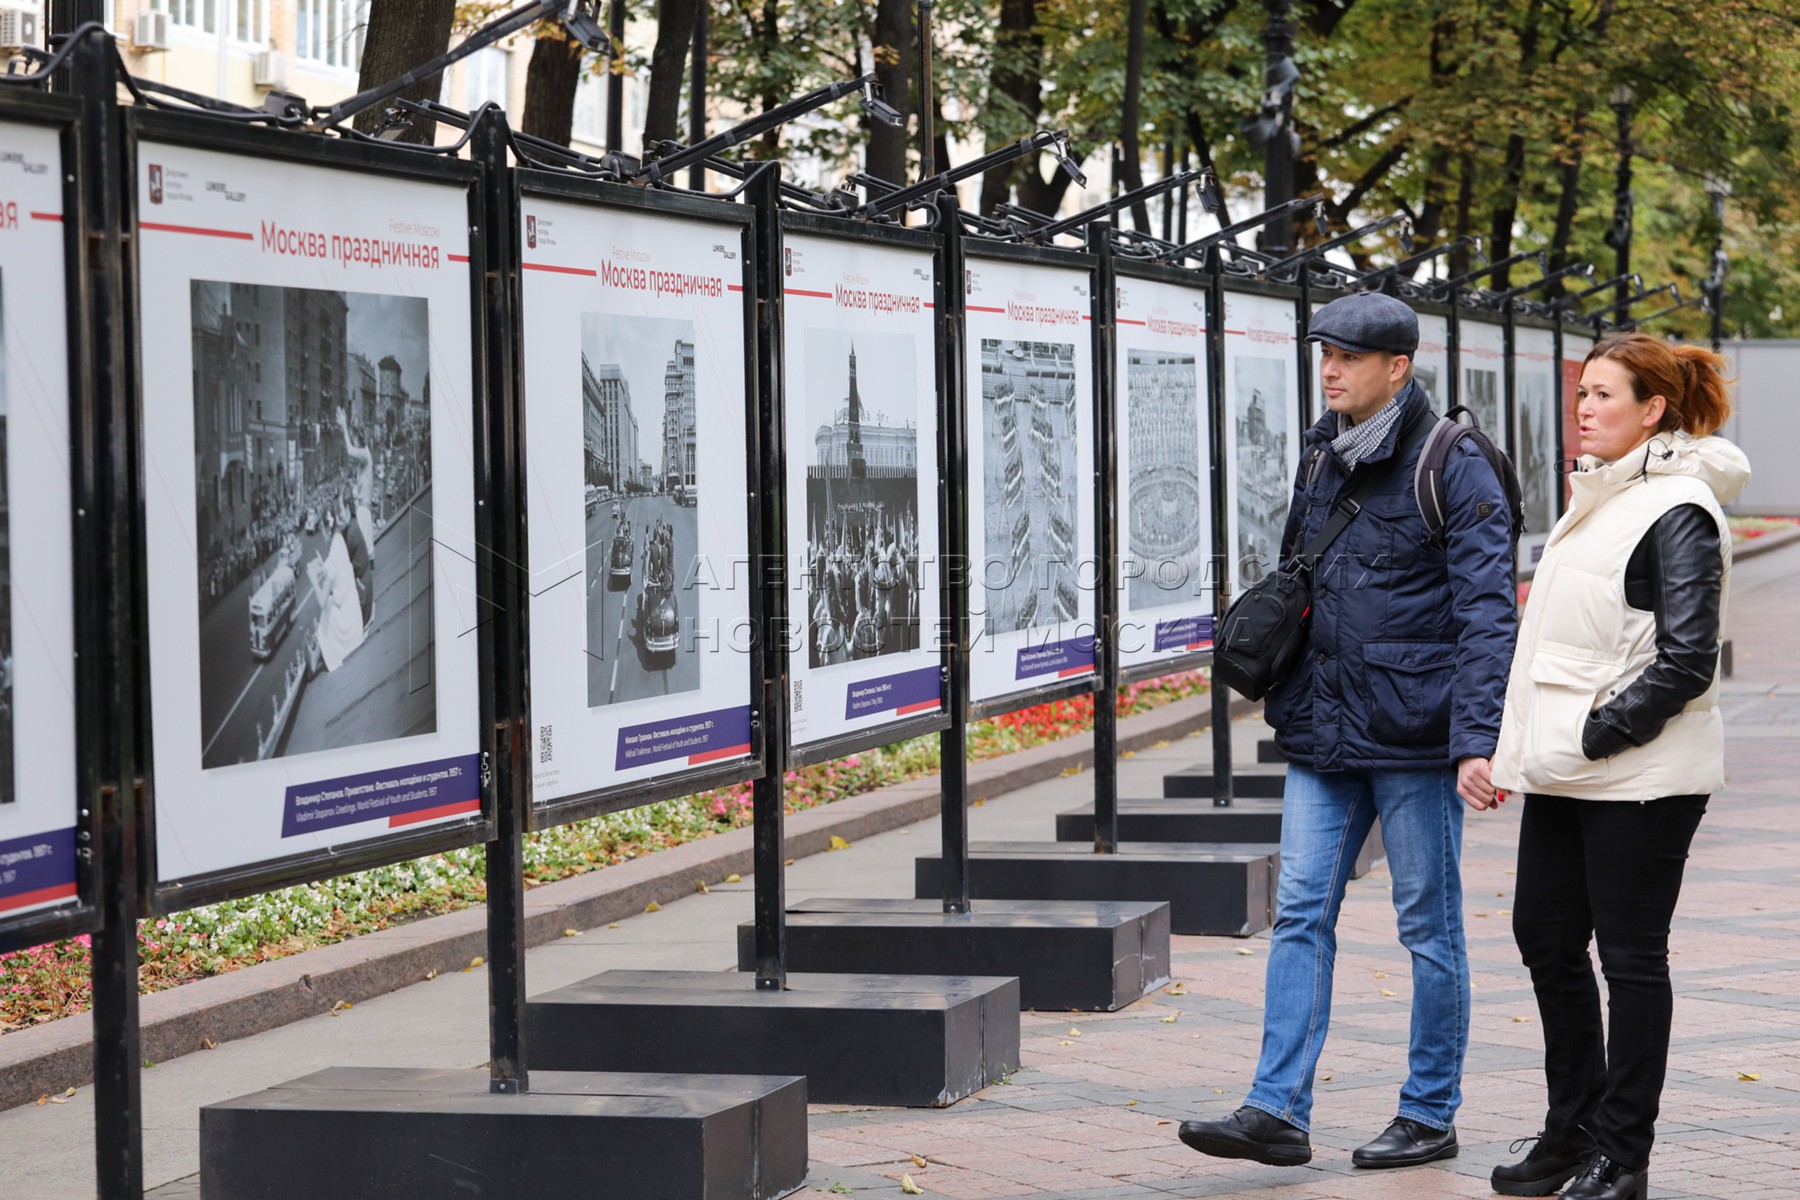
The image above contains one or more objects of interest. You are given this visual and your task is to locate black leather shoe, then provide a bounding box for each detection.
[1177,1106,1312,1166]
[1490,1130,1595,1196]
[1561,1152,1648,1200]
[1349,1116,1458,1168]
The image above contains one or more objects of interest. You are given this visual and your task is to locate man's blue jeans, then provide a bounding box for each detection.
[1243,763,1470,1133]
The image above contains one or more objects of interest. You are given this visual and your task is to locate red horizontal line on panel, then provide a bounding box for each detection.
[388,798,481,828]
[1057,664,1096,679]
[0,882,78,912]
[787,288,833,299]
[923,302,935,309]
[1223,328,1248,335]
[728,284,744,292]
[1117,318,1147,326]
[689,742,752,765]
[140,221,253,240]
[447,254,471,264]
[522,261,596,276]
[29,212,61,222]
[968,304,1006,313]
[896,699,940,716]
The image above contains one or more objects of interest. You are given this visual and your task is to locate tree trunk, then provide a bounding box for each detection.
[1449,149,1474,278]
[867,0,912,185]
[1543,120,1586,299]
[1486,131,1528,288]
[352,0,455,142]
[980,0,1044,212]
[1119,0,1149,230]
[644,0,702,149]
[758,0,781,155]
[521,25,586,145]
[1183,110,1228,225]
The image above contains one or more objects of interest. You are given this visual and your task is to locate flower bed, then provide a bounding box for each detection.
[1,670,1210,1033]
[1728,514,1800,544]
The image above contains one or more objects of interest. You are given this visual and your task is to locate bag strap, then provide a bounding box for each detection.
[1291,407,1433,571]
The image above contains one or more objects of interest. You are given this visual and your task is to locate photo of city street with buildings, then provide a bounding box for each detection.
[1464,365,1500,432]
[581,314,702,708]
[980,338,1081,635]
[190,283,435,770]
[1126,349,1202,611]
[801,328,922,669]
[1232,355,1290,582]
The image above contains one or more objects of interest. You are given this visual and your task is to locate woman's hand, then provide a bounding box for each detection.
[1457,756,1502,810]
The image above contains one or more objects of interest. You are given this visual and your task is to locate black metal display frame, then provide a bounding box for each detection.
[960,235,1105,725]
[776,207,954,771]
[1457,305,1512,457]
[509,171,769,829]
[121,110,495,914]
[1111,255,1218,689]
[1511,307,1563,523]
[0,87,103,956]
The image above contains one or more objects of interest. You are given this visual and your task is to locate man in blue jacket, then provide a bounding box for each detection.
[1180,291,1516,1170]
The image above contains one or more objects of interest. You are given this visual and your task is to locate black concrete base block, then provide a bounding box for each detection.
[915,842,1278,937]
[526,971,1020,1108]
[199,1067,807,1200]
[734,898,1171,1012]
[1163,760,1288,799]
[1055,799,1384,879]
[1257,738,1286,764]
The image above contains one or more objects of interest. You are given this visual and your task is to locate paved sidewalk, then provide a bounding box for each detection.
[2,541,1796,1198]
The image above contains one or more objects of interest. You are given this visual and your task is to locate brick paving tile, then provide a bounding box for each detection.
[803,546,1800,1199]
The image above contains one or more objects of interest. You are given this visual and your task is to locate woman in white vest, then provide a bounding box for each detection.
[1488,333,1749,1200]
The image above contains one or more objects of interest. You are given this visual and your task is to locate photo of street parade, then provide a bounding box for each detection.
[980,338,1081,635]
[582,313,701,708]
[1232,355,1290,582]
[1126,349,1203,612]
[191,283,436,771]
[801,328,923,669]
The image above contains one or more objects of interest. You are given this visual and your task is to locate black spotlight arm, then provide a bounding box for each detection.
[1154,193,1326,265]
[1597,282,1679,324]
[1028,170,1201,243]
[639,74,887,185]
[1614,293,1709,331]
[1424,249,1544,299]
[1259,213,1411,279]
[1356,236,1484,289]
[1493,260,1597,305]
[1549,271,1642,312]
[855,129,1079,219]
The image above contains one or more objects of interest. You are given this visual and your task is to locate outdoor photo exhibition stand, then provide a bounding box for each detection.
[525,170,1021,1108]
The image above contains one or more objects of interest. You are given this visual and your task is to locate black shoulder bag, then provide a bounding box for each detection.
[1214,411,1428,700]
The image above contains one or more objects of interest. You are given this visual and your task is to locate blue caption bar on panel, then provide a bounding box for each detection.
[615,705,753,771]
[1014,634,1097,681]
[1154,614,1215,652]
[281,754,482,838]
[0,825,78,913]
[844,664,941,721]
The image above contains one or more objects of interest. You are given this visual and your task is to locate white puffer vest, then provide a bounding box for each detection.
[1492,433,1749,801]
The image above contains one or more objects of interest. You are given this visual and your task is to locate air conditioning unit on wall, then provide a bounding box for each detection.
[0,5,39,51]
[254,50,290,90]
[132,10,169,51]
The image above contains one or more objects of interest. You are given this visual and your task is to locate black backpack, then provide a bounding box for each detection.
[1413,404,1527,553]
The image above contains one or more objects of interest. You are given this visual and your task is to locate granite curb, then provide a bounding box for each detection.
[1731,523,1800,561]
[0,691,1256,1111]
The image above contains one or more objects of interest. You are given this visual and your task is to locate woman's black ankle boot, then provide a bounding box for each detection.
[1560,1151,1647,1200]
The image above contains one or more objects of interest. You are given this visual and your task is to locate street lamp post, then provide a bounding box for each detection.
[1250,0,1299,253]
[1604,83,1636,315]
[1704,173,1730,351]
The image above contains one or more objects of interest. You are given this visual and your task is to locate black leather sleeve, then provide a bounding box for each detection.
[1582,504,1723,759]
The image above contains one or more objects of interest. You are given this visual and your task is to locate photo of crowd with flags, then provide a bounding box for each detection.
[189,282,436,770]
[801,329,923,670]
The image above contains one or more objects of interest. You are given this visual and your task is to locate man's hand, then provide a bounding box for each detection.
[1456,756,1500,811]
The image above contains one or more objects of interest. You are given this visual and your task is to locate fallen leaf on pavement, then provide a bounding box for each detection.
[1166,983,1188,996]
[901,1173,924,1195]
[644,902,661,913]
[563,929,579,938]
[695,881,710,894]
[1236,948,1254,956]
[1380,989,1397,997]
[724,874,742,883]
[1068,1027,1081,1037]
[1738,1071,1761,1082]
[469,956,485,969]
[1513,1016,1532,1023]
[1156,1119,1172,1125]
[910,1153,927,1168]
[1160,1014,1179,1024]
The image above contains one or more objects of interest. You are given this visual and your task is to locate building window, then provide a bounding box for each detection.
[572,62,605,144]
[464,46,512,112]
[155,0,268,43]
[296,0,368,69]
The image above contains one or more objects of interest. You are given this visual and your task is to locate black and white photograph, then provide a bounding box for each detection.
[0,271,12,806]
[1518,371,1555,533]
[1234,355,1290,581]
[1126,349,1202,611]
[981,338,1080,634]
[190,282,436,771]
[1464,366,1500,431]
[581,313,702,707]
[802,328,923,668]
[1415,364,1441,404]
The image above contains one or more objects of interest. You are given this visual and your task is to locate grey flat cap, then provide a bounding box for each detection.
[1306,291,1419,357]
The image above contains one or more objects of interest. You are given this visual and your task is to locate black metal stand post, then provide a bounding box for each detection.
[749,163,788,989]
[473,106,529,1095]
[606,0,627,152]
[1501,299,1518,460]
[76,29,145,1200]
[1204,247,1234,807]
[937,192,971,911]
[687,3,707,191]
[1089,223,1120,853]
[1258,0,1296,253]
[918,0,935,180]
[1445,282,1462,410]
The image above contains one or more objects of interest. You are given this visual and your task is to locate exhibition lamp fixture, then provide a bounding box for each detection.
[1153,194,1328,267]
[1422,250,1545,304]
[638,74,901,187]
[1492,261,1599,315]
[1548,271,1642,315]
[1618,290,1710,333]
[1257,213,1413,283]
[1595,281,1681,328]
[852,129,1085,221]
[1354,236,1485,299]
[1002,169,1210,246]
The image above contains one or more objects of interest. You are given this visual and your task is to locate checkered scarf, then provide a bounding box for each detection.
[1331,390,1407,468]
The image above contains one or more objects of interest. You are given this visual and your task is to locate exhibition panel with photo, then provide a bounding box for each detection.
[963,254,1098,707]
[1223,289,1300,586]
[1460,314,1507,435]
[1413,310,1451,409]
[134,139,483,895]
[1114,274,1213,674]
[781,231,942,748]
[1514,324,1560,568]
[519,197,755,803]
[0,114,80,922]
